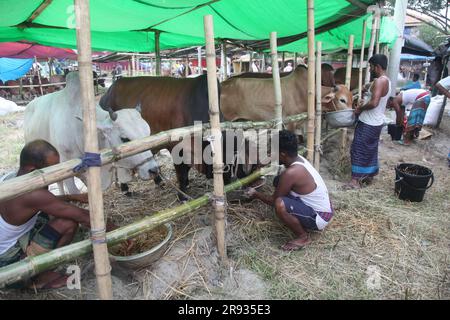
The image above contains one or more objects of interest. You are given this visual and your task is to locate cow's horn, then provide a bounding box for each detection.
[135,102,142,113]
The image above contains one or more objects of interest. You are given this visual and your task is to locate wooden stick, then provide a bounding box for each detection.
[34,56,43,96]
[155,31,161,76]
[358,21,367,100]
[365,13,377,84]
[197,46,203,75]
[0,113,307,203]
[221,41,227,81]
[204,15,227,263]
[341,34,354,156]
[306,0,316,163]
[0,167,274,289]
[74,0,112,300]
[131,55,135,77]
[314,41,322,170]
[270,32,283,130]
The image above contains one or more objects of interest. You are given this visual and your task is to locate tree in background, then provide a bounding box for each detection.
[418,23,447,49]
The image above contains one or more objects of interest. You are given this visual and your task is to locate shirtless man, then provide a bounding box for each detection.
[0,140,114,289]
[246,130,334,250]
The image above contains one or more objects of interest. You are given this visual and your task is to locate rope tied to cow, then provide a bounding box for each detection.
[73,152,102,173]
[157,171,194,201]
[314,144,323,155]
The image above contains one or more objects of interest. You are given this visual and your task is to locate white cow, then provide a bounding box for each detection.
[24,72,159,195]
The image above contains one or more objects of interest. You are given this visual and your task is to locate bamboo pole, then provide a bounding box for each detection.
[204,15,227,263]
[155,31,161,76]
[375,16,380,54]
[261,52,266,72]
[34,57,43,96]
[294,52,298,69]
[197,46,203,75]
[185,56,189,78]
[270,32,283,130]
[0,166,274,289]
[341,34,354,156]
[0,113,308,203]
[74,0,112,300]
[220,41,227,81]
[358,21,367,101]
[131,55,135,77]
[306,0,315,163]
[282,52,285,69]
[365,11,378,84]
[314,41,322,170]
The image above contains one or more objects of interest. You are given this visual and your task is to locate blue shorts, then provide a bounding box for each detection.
[281,195,333,231]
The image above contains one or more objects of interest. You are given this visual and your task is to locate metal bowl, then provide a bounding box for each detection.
[109,223,172,270]
[325,109,356,128]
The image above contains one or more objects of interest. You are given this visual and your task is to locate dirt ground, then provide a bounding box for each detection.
[0,109,448,300]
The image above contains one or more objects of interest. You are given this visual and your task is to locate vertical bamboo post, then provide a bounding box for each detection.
[270,32,283,130]
[341,34,354,155]
[261,52,266,72]
[294,52,298,68]
[131,55,135,77]
[306,0,316,163]
[203,15,227,263]
[314,41,322,170]
[185,56,189,77]
[358,21,367,101]
[197,46,203,75]
[221,41,228,81]
[365,10,378,84]
[19,78,23,98]
[34,56,43,96]
[282,52,285,69]
[375,15,381,54]
[249,51,253,72]
[155,31,161,76]
[74,0,113,300]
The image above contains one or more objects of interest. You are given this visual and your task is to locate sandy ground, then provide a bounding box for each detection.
[0,109,449,300]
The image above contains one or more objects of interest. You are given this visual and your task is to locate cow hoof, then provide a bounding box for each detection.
[177,193,189,202]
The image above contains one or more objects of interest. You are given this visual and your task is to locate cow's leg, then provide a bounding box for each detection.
[174,163,191,201]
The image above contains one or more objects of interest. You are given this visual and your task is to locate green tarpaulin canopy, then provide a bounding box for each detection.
[0,0,395,52]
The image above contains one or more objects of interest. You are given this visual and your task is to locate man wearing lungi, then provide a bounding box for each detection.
[246,130,333,251]
[346,54,391,189]
[435,75,450,168]
[387,89,431,145]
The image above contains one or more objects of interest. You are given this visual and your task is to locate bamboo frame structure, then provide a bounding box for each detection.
[155,31,161,76]
[34,56,44,96]
[270,32,283,130]
[0,167,275,289]
[306,0,315,163]
[314,41,322,170]
[358,21,367,101]
[220,41,228,81]
[365,9,378,84]
[74,0,112,300]
[204,15,227,262]
[131,54,135,77]
[0,113,307,203]
[341,34,354,155]
[197,46,203,75]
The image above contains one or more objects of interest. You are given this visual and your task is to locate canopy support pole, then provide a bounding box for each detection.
[34,56,43,96]
[197,46,203,75]
[365,5,380,84]
[387,0,408,96]
[307,0,316,163]
[155,31,161,76]
[74,0,113,300]
[342,34,354,156]
[221,41,228,81]
[314,41,322,170]
[131,54,135,77]
[203,15,227,263]
[270,32,283,130]
[358,21,367,101]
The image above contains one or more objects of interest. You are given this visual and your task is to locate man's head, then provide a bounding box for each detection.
[19,140,60,173]
[413,73,420,82]
[278,130,298,166]
[368,54,388,80]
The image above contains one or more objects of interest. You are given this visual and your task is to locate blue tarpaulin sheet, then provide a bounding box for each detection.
[0,58,33,82]
[400,54,434,61]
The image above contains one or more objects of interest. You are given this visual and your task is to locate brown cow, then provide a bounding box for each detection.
[334,67,367,92]
[99,74,252,200]
[220,65,353,123]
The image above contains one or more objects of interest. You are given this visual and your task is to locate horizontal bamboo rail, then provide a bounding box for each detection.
[0,82,66,89]
[0,113,307,202]
[0,166,275,288]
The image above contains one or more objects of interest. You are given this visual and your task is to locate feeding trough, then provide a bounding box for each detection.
[325,109,356,128]
[109,223,172,270]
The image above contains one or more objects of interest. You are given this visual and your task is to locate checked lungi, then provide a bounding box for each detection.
[404,91,430,137]
[350,120,383,179]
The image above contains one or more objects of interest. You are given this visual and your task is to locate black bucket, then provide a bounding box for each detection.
[387,124,403,141]
[395,163,434,202]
